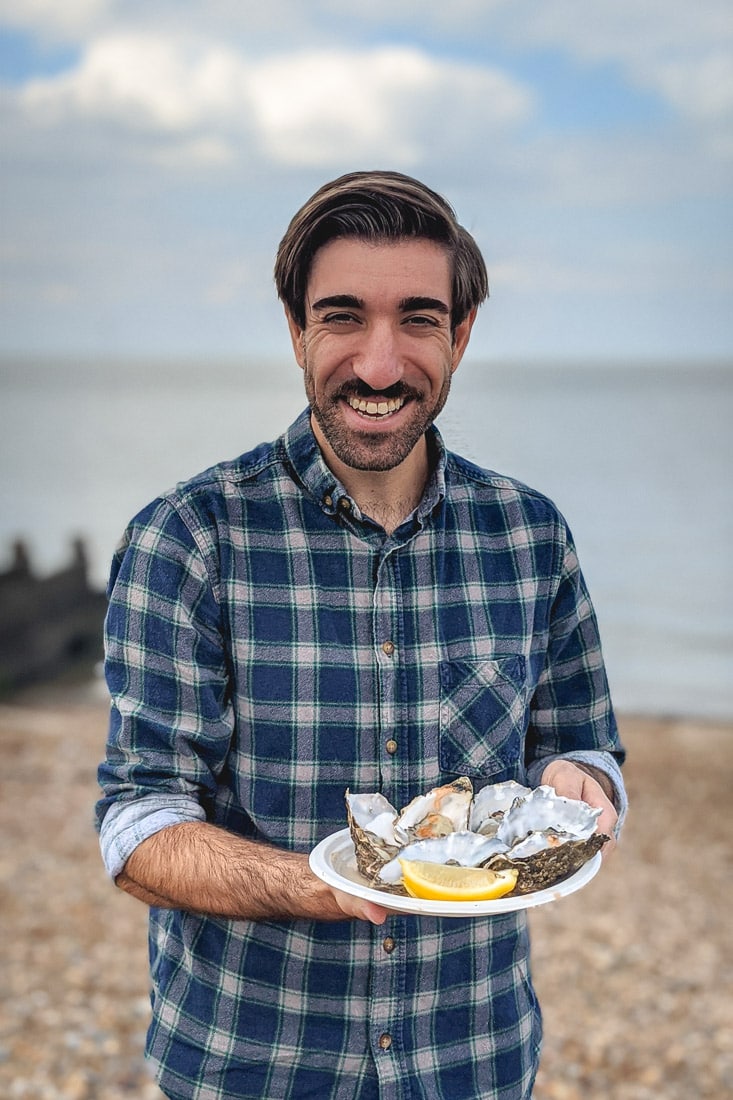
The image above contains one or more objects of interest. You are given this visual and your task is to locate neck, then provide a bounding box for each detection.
[313,420,429,534]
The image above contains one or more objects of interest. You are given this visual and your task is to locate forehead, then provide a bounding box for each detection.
[307,237,452,303]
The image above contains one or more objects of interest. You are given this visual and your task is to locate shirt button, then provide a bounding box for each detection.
[382,936,396,954]
[339,497,352,512]
[381,640,395,656]
[322,493,333,508]
[385,739,398,755]
[378,1033,393,1051]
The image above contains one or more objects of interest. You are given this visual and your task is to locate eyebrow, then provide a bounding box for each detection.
[310,294,450,314]
[311,294,363,311]
[399,296,450,315]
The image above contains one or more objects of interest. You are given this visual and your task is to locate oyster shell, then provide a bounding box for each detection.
[486,834,607,894]
[378,830,508,886]
[470,780,532,835]
[345,790,400,882]
[393,777,473,844]
[496,784,601,846]
[485,784,608,893]
[345,778,473,881]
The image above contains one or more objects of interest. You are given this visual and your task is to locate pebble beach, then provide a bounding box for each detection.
[1,685,730,1099]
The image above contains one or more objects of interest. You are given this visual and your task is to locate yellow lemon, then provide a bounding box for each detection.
[399,860,518,902]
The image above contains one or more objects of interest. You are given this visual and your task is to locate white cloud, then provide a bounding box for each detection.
[20,34,251,133]
[1,1,730,360]
[15,35,533,167]
[652,51,733,122]
[499,0,733,126]
[5,0,732,133]
[312,1,733,129]
[248,47,532,166]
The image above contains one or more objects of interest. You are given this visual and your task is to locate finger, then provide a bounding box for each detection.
[332,888,389,925]
[540,761,586,800]
[360,900,389,925]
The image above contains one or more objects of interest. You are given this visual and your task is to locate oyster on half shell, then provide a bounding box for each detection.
[470,780,532,836]
[393,776,473,844]
[378,830,507,886]
[345,778,473,883]
[344,776,609,896]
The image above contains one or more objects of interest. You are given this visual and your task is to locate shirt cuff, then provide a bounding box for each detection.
[525,750,628,838]
[98,794,206,879]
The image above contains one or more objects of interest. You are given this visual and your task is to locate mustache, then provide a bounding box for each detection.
[333,381,422,401]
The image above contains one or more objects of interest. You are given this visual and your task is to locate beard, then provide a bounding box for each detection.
[303,369,452,472]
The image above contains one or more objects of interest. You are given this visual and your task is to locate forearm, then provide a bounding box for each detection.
[116,820,386,924]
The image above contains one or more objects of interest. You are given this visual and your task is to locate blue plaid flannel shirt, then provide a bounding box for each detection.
[96,408,625,1100]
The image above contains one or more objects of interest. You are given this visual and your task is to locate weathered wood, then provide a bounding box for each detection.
[0,538,106,693]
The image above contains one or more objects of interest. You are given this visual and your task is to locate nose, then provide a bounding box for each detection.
[351,322,403,391]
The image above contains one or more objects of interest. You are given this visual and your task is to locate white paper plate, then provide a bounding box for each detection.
[309,828,602,918]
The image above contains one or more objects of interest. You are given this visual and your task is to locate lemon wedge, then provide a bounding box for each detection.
[399,860,519,902]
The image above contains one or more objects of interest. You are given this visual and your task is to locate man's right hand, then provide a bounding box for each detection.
[117,820,389,925]
[327,887,389,925]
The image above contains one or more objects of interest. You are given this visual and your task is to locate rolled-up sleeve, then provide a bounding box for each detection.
[98,793,206,878]
[95,496,234,870]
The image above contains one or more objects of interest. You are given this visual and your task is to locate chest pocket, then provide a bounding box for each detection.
[439,655,528,780]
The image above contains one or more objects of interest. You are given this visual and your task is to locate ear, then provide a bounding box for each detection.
[450,308,477,374]
[285,308,306,369]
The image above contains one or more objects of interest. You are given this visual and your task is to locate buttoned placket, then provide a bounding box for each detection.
[368,542,411,1098]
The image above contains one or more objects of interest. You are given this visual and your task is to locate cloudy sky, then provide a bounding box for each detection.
[1,0,731,362]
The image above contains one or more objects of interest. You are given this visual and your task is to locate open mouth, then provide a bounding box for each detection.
[346,395,406,419]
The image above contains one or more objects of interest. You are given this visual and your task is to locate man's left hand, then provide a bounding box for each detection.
[539,760,618,860]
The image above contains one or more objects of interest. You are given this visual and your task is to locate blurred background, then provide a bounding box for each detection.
[1,0,732,716]
[1,6,732,1098]
[1,0,731,715]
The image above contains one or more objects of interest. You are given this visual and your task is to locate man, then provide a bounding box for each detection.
[96,170,626,1100]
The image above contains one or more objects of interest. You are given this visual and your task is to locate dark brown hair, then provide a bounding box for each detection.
[274,170,489,331]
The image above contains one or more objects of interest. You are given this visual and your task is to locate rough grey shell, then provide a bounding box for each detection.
[487,784,607,893]
[486,834,607,894]
[345,789,400,882]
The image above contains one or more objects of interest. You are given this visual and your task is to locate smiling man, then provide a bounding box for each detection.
[96,171,626,1100]
[289,235,474,531]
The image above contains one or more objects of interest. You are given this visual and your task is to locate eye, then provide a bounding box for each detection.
[323,311,361,325]
[403,314,441,328]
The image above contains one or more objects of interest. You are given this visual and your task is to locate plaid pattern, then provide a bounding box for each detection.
[97,409,624,1100]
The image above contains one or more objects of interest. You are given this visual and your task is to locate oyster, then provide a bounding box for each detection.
[393,777,473,844]
[486,785,608,894]
[345,790,400,882]
[378,830,507,886]
[345,776,609,896]
[470,780,532,835]
[496,785,601,846]
[345,778,474,882]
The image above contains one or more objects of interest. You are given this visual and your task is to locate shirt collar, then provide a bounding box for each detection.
[280,408,447,528]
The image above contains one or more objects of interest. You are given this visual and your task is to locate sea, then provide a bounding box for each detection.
[1,356,731,720]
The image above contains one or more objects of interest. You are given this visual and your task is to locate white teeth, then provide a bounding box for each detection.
[347,396,405,416]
